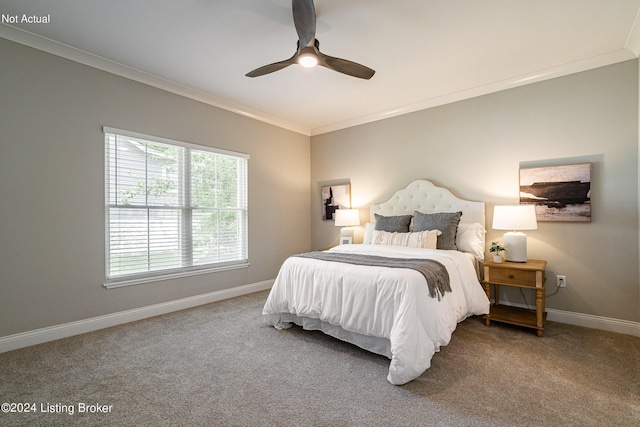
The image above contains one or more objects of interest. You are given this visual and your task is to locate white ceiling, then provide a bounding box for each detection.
[2,0,639,136]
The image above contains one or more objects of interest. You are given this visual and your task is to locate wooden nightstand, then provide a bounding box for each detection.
[482,259,547,337]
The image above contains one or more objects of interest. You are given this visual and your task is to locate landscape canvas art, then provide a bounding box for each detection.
[519,163,591,222]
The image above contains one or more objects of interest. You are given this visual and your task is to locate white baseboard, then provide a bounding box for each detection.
[0,280,274,353]
[546,308,640,337]
[492,300,640,337]
[3,284,637,354]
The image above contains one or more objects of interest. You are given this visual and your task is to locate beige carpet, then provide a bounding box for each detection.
[1,290,638,426]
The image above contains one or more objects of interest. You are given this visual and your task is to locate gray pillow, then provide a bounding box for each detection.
[413,211,462,250]
[374,214,412,233]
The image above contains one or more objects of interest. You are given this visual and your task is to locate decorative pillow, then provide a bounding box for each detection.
[374,214,413,233]
[413,211,462,250]
[372,230,441,249]
[456,223,486,261]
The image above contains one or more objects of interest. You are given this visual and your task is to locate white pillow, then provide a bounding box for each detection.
[372,229,441,249]
[455,223,486,261]
[363,222,375,244]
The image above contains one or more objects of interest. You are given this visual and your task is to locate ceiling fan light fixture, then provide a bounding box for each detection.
[245,0,375,79]
[297,51,318,68]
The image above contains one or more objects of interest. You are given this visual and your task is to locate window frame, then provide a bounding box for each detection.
[103,126,249,289]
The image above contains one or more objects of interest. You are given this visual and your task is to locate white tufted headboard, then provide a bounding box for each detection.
[370,180,485,226]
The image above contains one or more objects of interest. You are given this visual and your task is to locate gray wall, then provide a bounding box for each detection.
[311,60,639,323]
[1,35,638,336]
[0,38,311,336]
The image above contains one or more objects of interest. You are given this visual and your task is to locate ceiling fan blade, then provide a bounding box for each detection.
[292,0,316,49]
[245,54,297,77]
[246,1,375,80]
[318,52,376,80]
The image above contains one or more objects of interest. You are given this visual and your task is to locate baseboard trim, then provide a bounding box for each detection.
[3,285,637,354]
[491,300,640,337]
[0,280,274,353]
[546,308,640,337]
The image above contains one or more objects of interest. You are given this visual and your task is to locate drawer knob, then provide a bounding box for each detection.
[508,274,514,279]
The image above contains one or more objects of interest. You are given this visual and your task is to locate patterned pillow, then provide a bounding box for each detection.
[372,230,441,249]
[374,214,413,233]
[413,211,462,250]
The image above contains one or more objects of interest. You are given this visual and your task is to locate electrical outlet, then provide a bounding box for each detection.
[557,275,567,288]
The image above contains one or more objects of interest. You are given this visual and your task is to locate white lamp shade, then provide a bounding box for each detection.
[492,205,537,263]
[334,209,360,227]
[492,205,538,231]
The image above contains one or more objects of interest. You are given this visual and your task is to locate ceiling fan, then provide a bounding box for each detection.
[245,0,375,80]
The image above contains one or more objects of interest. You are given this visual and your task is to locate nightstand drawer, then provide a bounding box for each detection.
[488,267,537,287]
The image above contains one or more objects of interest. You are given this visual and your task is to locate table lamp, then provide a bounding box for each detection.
[334,209,360,242]
[492,205,538,262]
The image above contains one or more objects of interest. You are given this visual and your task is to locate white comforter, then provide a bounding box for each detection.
[263,244,490,385]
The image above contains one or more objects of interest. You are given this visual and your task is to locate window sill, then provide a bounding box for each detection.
[103,262,250,289]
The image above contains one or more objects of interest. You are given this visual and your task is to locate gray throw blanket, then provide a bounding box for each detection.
[293,251,451,300]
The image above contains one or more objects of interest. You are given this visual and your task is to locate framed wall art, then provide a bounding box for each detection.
[519,163,591,222]
[321,183,351,221]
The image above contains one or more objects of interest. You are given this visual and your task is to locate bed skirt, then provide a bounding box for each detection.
[264,313,392,359]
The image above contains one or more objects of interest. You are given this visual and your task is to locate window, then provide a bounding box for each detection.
[104,127,249,288]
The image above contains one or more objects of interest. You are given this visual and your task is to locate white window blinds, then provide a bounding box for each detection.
[104,127,249,287]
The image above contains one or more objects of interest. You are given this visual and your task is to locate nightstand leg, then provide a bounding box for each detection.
[536,288,544,337]
[483,282,491,326]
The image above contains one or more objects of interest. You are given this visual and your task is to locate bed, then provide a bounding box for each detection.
[263,180,490,385]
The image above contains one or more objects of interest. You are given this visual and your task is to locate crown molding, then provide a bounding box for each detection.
[310,48,638,136]
[2,23,636,139]
[0,24,311,136]
[626,5,640,56]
